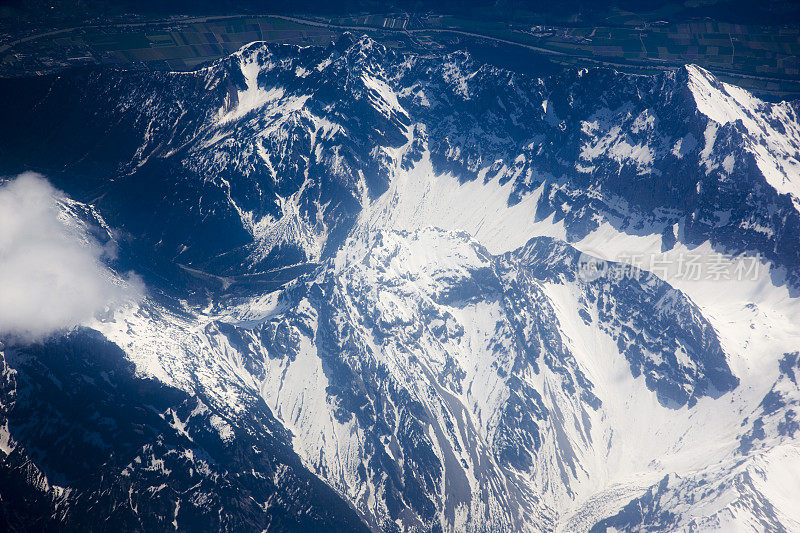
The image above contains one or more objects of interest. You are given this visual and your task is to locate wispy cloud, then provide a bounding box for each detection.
[0,172,143,343]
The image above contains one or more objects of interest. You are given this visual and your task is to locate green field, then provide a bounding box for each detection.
[1,12,797,99]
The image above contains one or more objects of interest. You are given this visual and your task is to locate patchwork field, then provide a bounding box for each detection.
[1,12,798,99]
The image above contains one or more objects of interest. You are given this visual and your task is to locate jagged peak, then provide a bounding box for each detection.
[683,63,768,123]
[682,64,800,206]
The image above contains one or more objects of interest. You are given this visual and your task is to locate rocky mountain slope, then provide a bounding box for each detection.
[0,34,799,531]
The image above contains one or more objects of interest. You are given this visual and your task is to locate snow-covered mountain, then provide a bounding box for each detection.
[0,34,799,531]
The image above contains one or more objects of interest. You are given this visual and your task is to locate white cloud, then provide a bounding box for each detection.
[0,172,143,343]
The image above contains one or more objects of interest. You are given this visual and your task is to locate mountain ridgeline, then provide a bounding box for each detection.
[0,34,799,532]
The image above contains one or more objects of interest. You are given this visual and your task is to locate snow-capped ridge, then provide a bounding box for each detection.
[685,64,800,208]
[3,34,800,533]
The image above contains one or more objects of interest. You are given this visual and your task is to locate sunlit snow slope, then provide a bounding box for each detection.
[0,34,799,532]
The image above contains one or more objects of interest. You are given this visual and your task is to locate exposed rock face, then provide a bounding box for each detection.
[0,34,799,532]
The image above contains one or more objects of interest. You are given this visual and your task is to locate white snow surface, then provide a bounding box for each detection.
[217,52,285,124]
[687,65,800,210]
[80,56,800,532]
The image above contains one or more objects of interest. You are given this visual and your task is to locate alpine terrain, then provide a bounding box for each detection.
[0,33,799,531]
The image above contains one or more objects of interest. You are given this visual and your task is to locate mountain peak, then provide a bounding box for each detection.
[2,34,800,532]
